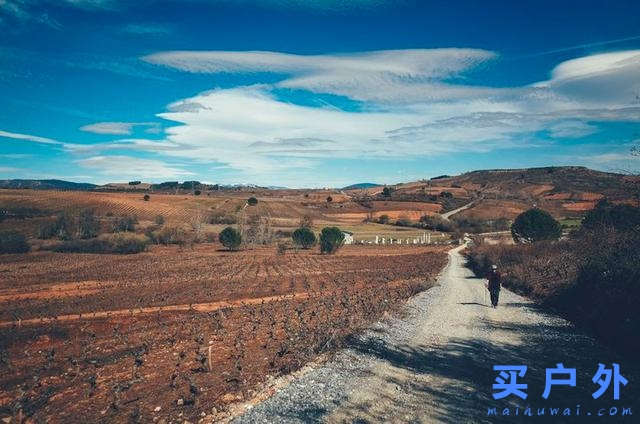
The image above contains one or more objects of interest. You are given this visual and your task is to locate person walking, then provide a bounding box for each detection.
[487,264,502,308]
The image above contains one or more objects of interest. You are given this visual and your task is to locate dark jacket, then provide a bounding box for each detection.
[487,270,501,291]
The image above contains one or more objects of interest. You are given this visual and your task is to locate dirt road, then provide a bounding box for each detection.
[233,243,639,423]
[441,200,476,221]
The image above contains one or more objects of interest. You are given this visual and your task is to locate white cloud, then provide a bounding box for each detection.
[79,121,161,135]
[0,129,62,144]
[76,155,194,179]
[547,120,598,139]
[0,153,32,158]
[143,49,498,103]
[135,49,640,180]
[533,50,640,107]
[65,138,182,153]
[0,166,23,173]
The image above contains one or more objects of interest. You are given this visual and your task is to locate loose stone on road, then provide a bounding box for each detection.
[233,243,639,423]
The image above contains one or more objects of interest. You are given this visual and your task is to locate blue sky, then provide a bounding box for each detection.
[0,0,639,187]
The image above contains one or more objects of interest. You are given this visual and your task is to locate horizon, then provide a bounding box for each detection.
[0,164,626,190]
[1,1,640,187]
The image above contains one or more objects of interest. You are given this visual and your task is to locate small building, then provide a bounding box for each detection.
[342,231,354,245]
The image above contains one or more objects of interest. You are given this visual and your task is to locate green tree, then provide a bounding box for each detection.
[292,227,316,249]
[382,186,392,197]
[511,208,562,243]
[247,197,258,206]
[582,200,640,232]
[319,226,345,254]
[219,226,242,250]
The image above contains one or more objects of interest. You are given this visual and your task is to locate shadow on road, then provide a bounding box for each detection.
[264,316,639,423]
[458,302,492,308]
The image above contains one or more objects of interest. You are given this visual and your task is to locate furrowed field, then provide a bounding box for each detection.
[0,244,447,423]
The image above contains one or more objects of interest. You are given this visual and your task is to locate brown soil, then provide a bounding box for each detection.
[0,245,447,423]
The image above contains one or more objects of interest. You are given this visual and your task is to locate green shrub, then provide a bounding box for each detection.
[105,233,149,254]
[143,194,150,201]
[319,227,344,254]
[149,225,192,246]
[247,197,258,206]
[194,190,201,196]
[511,208,561,243]
[395,218,412,227]
[54,233,148,254]
[292,227,316,249]
[0,230,30,254]
[154,215,165,225]
[219,226,242,250]
[419,214,453,232]
[377,214,390,224]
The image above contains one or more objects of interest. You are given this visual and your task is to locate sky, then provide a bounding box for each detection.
[0,0,639,187]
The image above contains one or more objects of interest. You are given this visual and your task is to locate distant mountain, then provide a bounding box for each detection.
[390,166,636,219]
[342,183,382,190]
[0,179,97,190]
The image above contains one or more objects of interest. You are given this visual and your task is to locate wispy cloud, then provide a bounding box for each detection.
[80,121,162,135]
[520,35,640,58]
[0,0,116,28]
[143,49,498,103]
[0,129,63,144]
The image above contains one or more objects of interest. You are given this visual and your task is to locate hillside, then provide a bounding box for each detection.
[0,179,97,190]
[386,166,637,219]
[1,167,636,228]
[342,183,381,190]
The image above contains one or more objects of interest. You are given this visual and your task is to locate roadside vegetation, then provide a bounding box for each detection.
[466,201,640,355]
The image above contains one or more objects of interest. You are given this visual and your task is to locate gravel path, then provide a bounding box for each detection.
[233,243,639,423]
[441,200,476,221]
